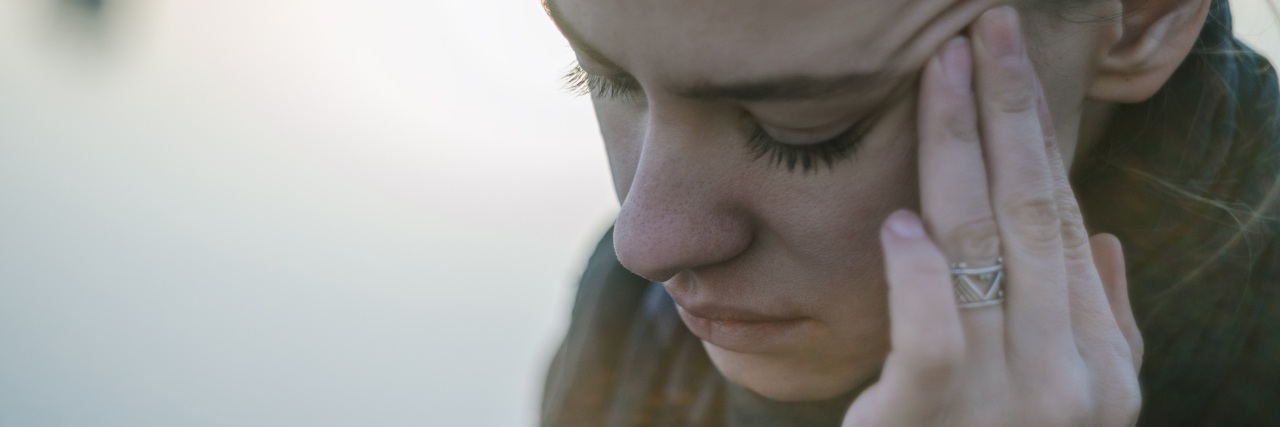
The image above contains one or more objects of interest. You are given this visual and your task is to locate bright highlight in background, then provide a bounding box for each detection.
[0,0,1277,426]
[0,1,613,425]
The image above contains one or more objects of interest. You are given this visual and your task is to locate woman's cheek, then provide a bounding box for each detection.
[809,98,921,271]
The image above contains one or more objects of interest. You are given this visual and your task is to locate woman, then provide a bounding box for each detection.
[540,0,1280,425]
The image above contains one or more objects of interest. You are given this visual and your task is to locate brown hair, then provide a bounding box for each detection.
[1073,0,1280,424]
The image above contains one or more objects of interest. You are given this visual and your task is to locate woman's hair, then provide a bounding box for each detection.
[1073,0,1280,424]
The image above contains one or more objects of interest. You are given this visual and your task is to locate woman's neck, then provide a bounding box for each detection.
[1073,100,1118,174]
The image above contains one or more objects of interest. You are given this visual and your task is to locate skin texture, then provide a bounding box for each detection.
[844,14,1143,424]
[547,0,1208,413]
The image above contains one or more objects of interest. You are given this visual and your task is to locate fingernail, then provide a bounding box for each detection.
[886,210,926,238]
[979,6,1023,60]
[941,37,971,94]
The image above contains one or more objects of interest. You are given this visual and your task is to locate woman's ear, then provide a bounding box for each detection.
[1087,0,1213,103]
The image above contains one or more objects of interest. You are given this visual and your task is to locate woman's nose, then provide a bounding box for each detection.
[612,110,754,282]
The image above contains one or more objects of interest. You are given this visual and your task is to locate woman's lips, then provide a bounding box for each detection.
[675,304,812,354]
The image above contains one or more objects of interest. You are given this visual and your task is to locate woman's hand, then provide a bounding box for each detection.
[844,7,1144,427]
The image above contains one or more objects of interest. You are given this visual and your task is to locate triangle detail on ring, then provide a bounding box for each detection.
[955,270,1003,301]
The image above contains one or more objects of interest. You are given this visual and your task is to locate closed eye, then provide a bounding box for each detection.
[564,63,642,100]
[564,61,879,173]
[747,113,879,173]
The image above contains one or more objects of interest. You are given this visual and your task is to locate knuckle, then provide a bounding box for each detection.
[1097,367,1143,425]
[1055,194,1083,225]
[1001,193,1061,248]
[941,107,980,143]
[942,217,1002,261]
[990,84,1037,114]
[1061,228,1091,262]
[1057,197,1093,262]
[1060,212,1088,249]
[1119,381,1143,422]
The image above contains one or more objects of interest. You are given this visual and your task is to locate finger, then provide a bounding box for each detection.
[1035,76,1132,362]
[972,6,1073,357]
[918,36,1005,357]
[868,210,963,422]
[1090,233,1143,372]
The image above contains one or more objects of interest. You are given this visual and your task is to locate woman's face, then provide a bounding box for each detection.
[550,0,1114,401]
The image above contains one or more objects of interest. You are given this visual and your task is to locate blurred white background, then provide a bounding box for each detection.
[0,0,1277,426]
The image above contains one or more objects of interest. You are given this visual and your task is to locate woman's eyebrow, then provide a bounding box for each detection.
[672,73,888,102]
[543,0,624,72]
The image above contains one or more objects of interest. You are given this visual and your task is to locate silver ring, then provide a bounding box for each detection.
[952,257,1004,308]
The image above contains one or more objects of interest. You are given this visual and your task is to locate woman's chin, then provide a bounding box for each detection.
[702,340,880,402]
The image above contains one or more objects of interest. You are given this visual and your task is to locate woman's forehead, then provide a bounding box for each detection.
[551,0,989,85]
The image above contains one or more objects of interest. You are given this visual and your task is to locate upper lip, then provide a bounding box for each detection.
[675,300,801,323]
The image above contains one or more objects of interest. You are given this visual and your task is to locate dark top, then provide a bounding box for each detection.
[540,1,1280,425]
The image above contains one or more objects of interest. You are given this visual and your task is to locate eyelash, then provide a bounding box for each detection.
[746,118,874,173]
[564,62,873,173]
[564,64,642,100]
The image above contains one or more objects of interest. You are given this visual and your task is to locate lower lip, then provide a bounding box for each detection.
[676,307,811,354]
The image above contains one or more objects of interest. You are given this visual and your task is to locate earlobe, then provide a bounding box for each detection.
[1086,0,1212,103]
